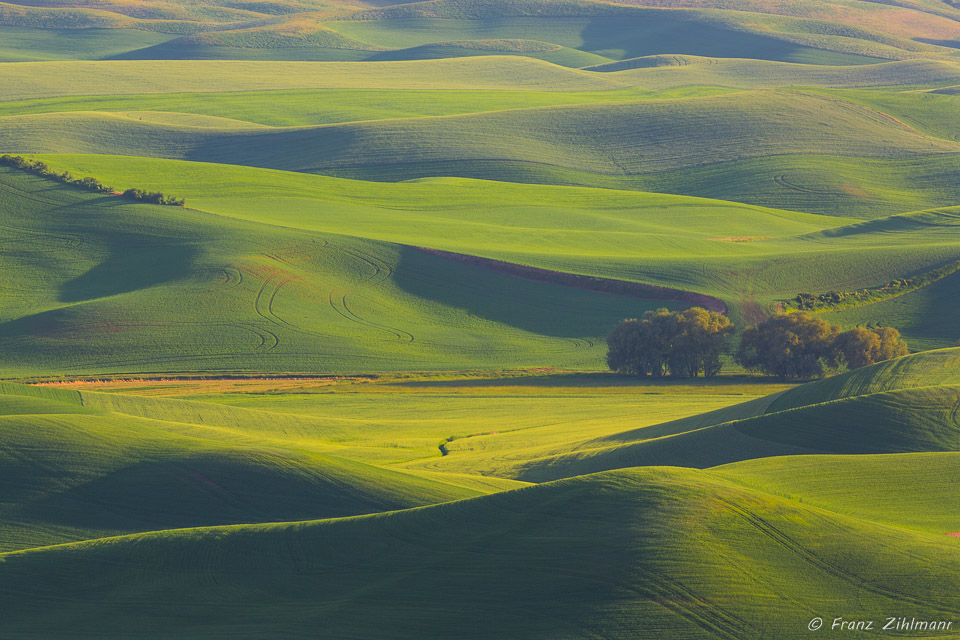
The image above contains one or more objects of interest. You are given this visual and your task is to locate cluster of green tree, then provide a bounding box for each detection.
[121,188,185,207]
[608,309,910,380]
[736,312,908,379]
[606,307,733,378]
[0,154,112,193]
[0,155,185,207]
[789,260,960,312]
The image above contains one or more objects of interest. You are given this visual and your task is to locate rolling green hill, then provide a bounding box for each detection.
[1,167,704,376]
[24,154,960,349]
[437,349,960,480]
[7,0,959,64]
[4,91,957,177]
[2,466,959,639]
[3,57,958,104]
[0,381,486,551]
[0,371,792,552]
[328,4,903,64]
[716,452,960,533]
[2,3,960,637]
[0,26,181,61]
[1,56,958,225]
[767,345,960,409]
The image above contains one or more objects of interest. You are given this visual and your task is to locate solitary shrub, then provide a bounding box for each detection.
[606,307,733,378]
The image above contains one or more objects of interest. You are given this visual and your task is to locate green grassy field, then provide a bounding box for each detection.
[4,168,716,376]
[6,91,959,183]
[2,460,959,638]
[3,354,960,638]
[6,0,957,65]
[16,154,960,350]
[0,375,786,550]
[2,1,960,636]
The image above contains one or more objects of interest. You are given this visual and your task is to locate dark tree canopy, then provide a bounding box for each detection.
[835,326,908,370]
[736,313,909,378]
[606,307,733,378]
[736,312,841,379]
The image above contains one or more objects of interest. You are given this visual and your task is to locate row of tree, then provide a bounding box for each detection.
[1,154,113,193]
[606,308,908,379]
[0,154,185,207]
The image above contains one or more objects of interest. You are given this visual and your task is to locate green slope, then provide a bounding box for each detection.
[2,467,959,639]
[0,57,624,103]
[716,452,960,534]
[444,349,960,481]
[4,91,957,177]
[0,86,735,127]
[0,168,698,375]
[5,90,960,218]
[0,381,485,551]
[2,58,957,104]
[619,154,960,219]
[29,155,960,349]
[768,346,960,410]
[820,268,960,351]
[0,26,181,61]
[3,0,959,67]
[365,38,612,66]
[328,0,925,63]
[606,57,960,90]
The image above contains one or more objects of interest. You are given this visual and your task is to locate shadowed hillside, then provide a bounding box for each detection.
[2,467,959,639]
[422,349,960,481]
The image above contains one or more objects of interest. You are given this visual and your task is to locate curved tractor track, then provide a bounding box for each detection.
[252,239,415,344]
[35,320,281,370]
[773,174,836,196]
[326,246,415,343]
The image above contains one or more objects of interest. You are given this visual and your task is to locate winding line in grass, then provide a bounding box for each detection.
[626,573,749,640]
[719,497,960,616]
[327,246,415,343]
[773,174,835,196]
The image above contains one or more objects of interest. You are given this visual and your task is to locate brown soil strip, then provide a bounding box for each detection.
[875,110,921,134]
[414,247,727,314]
[709,236,772,242]
[946,532,960,538]
[31,376,376,397]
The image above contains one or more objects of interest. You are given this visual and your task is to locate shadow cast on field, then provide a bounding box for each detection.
[16,455,388,534]
[578,14,818,62]
[58,232,198,303]
[389,373,792,389]
[392,246,676,340]
[184,125,361,173]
